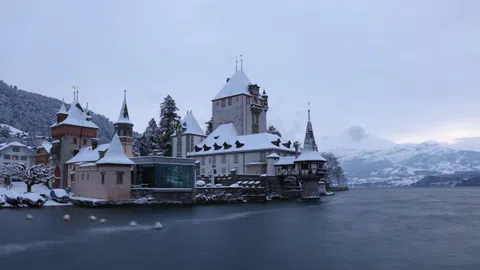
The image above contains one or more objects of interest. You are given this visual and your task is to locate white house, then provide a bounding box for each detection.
[0,141,37,169]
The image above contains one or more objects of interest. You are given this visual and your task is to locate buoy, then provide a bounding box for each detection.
[129,221,137,227]
[89,215,97,221]
[154,222,163,230]
[100,218,106,223]
[25,214,33,220]
[63,214,71,221]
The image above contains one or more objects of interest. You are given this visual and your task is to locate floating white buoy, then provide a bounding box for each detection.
[25,214,33,220]
[154,222,163,230]
[63,214,71,221]
[129,221,137,227]
[100,218,106,223]
[89,215,97,221]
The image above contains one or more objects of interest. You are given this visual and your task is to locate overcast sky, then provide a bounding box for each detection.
[1,0,479,150]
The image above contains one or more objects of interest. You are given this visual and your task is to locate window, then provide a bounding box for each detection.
[116,172,124,185]
[222,99,225,107]
[234,154,239,164]
[73,138,77,144]
[217,101,219,106]
[101,172,105,185]
[4,155,11,160]
[87,174,89,180]
[236,97,239,102]
[12,155,19,161]
[221,155,227,164]
[212,156,216,165]
[83,139,87,145]
[228,98,232,106]
[201,168,205,174]
[20,156,27,161]
[209,158,211,164]
[247,98,250,104]
[221,167,226,174]
[12,147,20,152]
[201,157,205,165]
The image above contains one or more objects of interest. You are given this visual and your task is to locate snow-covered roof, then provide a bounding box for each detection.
[51,101,98,129]
[0,124,28,136]
[0,141,36,155]
[65,143,110,164]
[57,102,68,115]
[37,141,52,154]
[213,71,263,101]
[274,156,296,166]
[187,123,295,157]
[175,111,205,136]
[114,92,133,125]
[295,151,327,162]
[96,134,134,165]
[266,153,280,159]
[245,162,265,166]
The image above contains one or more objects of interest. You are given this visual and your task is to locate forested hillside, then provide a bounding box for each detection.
[0,80,115,143]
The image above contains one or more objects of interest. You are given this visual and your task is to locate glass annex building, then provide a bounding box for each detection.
[131,156,195,189]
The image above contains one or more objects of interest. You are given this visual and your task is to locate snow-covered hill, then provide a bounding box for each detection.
[334,142,480,187]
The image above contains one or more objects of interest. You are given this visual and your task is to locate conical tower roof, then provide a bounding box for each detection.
[114,90,133,125]
[57,100,68,115]
[296,105,326,162]
[181,111,205,136]
[96,133,134,165]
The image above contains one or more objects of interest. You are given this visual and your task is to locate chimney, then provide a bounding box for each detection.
[294,141,300,158]
[226,78,230,82]
[91,138,99,150]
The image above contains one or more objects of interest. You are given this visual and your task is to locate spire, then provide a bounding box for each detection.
[308,101,311,122]
[302,104,318,152]
[240,54,243,71]
[114,90,133,125]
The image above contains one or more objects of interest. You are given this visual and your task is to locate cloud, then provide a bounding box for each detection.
[345,126,367,141]
[449,137,480,151]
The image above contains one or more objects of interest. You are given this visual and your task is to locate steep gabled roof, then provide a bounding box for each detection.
[96,134,134,165]
[213,70,263,101]
[0,141,36,156]
[114,91,133,125]
[65,143,109,164]
[187,123,295,157]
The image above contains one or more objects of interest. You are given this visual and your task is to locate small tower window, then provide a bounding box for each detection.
[101,172,105,184]
[222,99,226,107]
[228,98,232,106]
[73,138,77,144]
[116,172,124,185]
[83,139,87,145]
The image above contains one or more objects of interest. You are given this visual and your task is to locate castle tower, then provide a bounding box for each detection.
[212,68,268,135]
[172,110,206,158]
[114,90,134,157]
[50,90,99,188]
[294,104,327,200]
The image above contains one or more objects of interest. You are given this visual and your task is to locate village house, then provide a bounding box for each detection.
[0,141,36,170]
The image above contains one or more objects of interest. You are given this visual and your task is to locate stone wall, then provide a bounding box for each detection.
[194,187,243,204]
[131,188,195,204]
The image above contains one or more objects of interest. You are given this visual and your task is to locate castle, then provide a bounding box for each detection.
[50,90,134,200]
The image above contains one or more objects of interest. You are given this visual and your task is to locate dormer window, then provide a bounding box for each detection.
[214,136,219,139]
[235,140,245,148]
[223,142,232,149]
[203,144,212,151]
[282,141,292,148]
[271,139,281,147]
[194,146,202,152]
[213,143,222,150]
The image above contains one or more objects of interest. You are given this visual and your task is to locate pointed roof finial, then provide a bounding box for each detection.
[72,86,77,101]
[76,90,79,102]
[240,54,243,71]
[308,101,311,122]
[235,56,238,72]
[124,89,127,101]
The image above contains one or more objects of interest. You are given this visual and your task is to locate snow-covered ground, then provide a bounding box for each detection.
[0,182,72,207]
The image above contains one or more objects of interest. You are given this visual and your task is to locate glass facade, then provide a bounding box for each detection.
[136,164,192,188]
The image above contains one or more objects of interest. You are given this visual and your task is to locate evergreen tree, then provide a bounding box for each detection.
[267,125,281,137]
[136,118,160,156]
[0,126,10,143]
[205,117,213,135]
[158,95,180,156]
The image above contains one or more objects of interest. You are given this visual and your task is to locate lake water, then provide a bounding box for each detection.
[1,188,480,270]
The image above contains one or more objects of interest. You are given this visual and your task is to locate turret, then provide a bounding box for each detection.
[56,100,68,123]
[114,90,134,157]
[262,89,268,107]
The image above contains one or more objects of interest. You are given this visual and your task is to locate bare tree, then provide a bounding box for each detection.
[2,163,54,192]
[321,152,347,187]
